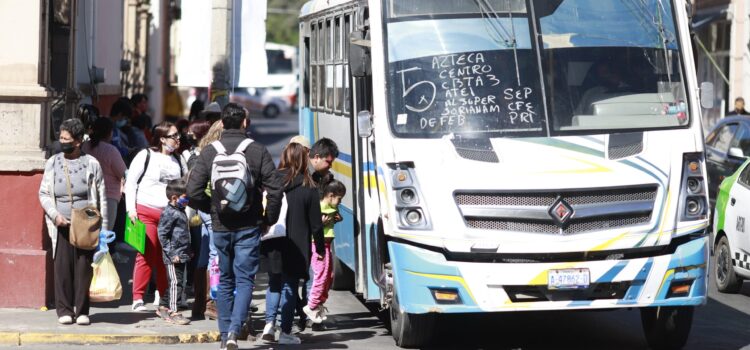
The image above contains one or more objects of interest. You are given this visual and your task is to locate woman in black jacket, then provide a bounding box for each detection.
[261,143,325,344]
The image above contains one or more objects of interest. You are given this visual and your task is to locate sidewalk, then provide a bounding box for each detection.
[0,242,267,346]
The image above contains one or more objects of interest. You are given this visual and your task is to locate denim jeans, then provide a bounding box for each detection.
[265,273,299,334]
[213,227,260,336]
[197,211,217,268]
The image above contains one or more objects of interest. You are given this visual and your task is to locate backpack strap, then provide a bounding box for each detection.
[234,139,254,154]
[211,140,227,154]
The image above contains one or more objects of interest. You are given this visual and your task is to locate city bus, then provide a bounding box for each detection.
[298,1,712,348]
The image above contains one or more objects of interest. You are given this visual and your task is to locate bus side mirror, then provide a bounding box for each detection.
[349,30,371,78]
[357,110,373,138]
[700,82,714,109]
[729,147,745,159]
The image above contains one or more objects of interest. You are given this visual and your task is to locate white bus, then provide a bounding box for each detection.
[298,1,712,348]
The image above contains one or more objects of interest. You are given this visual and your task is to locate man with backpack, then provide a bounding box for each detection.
[186,103,283,350]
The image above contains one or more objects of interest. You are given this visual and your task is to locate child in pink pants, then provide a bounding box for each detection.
[304,179,346,323]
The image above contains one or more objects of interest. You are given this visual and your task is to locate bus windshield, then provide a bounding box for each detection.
[384,0,690,138]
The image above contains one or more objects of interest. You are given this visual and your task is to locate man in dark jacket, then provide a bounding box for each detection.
[186,103,283,350]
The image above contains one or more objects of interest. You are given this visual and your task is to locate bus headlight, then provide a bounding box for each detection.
[679,153,708,222]
[388,162,432,230]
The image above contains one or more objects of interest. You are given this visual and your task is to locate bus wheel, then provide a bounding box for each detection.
[390,293,435,348]
[715,236,742,293]
[331,244,354,291]
[263,104,280,118]
[640,306,693,350]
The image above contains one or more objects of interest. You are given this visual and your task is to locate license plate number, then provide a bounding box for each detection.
[547,268,590,290]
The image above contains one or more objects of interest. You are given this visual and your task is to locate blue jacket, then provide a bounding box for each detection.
[157,204,192,264]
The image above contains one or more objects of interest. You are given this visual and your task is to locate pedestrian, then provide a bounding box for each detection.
[124,121,187,312]
[202,102,223,125]
[108,97,134,160]
[180,120,212,319]
[81,118,127,259]
[38,118,108,326]
[195,120,225,321]
[261,142,326,344]
[295,136,339,330]
[303,178,346,324]
[131,93,153,138]
[189,99,205,122]
[728,97,748,116]
[309,137,339,185]
[156,178,193,325]
[186,103,283,350]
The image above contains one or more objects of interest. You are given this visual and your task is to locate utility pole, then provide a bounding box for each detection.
[210,0,233,107]
[63,0,80,120]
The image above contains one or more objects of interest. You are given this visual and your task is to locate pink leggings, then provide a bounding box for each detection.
[307,242,333,310]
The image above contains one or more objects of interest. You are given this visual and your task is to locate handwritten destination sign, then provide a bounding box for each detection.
[388,50,544,135]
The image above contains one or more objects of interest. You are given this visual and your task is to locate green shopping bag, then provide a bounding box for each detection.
[124,213,146,254]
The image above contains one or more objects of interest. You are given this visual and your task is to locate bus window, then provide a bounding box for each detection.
[326,18,334,111]
[318,20,326,108]
[310,22,317,109]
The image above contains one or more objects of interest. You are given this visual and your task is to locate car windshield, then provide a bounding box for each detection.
[384,0,690,138]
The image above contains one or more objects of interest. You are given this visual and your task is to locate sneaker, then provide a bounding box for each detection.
[303,305,323,324]
[170,312,191,325]
[261,322,276,342]
[57,315,73,325]
[156,306,171,321]
[153,290,160,306]
[319,306,329,321]
[279,332,301,344]
[219,338,228,350]
[75,315,90,325]
[132,299,147,312]
[225,332,238,350]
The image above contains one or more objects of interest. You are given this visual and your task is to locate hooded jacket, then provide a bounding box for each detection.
[261,172,325,278]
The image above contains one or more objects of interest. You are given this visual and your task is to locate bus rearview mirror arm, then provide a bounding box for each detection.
[358,110,373,138]
[700,82,714,109]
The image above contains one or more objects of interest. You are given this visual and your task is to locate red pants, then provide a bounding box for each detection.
[132,204,168,301]
[308,241,333,310]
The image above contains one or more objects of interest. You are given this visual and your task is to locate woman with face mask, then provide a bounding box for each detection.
[38,118,108,325]
[124,121,187,313]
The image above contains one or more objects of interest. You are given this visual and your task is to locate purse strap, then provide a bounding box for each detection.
[62,157,74,205]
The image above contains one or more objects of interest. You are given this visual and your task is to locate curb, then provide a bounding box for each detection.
[0,331,220,346]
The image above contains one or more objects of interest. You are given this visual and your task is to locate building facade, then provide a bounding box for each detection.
[0,0,171,308]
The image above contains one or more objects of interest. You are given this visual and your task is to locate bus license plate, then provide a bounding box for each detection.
[547,268,590,290]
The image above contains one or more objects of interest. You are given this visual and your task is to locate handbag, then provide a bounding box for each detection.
[261,192,287,241]
[63,158,101,250]
[89,252,123,302]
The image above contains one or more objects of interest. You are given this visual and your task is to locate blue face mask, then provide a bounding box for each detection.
[177,196,190,209]
[115,119,127,128]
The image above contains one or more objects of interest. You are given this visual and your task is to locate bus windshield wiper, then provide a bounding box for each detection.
[475,0,522,85]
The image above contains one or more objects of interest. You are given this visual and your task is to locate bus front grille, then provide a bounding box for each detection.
[455,186,657,235]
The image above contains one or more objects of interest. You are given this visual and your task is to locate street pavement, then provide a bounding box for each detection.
[4,111,750,349]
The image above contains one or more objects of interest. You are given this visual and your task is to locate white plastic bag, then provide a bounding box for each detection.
[89,252,123,302]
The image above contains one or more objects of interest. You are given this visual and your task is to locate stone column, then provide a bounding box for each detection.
[0,0,55,307]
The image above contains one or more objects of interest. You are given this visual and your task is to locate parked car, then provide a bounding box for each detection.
[712,157,750,293]
[705,116,750,205]
[230,86,296,119]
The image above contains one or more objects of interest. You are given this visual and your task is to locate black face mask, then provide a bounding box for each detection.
[60,142,75,154]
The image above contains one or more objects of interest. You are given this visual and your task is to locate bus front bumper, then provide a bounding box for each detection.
[387,235,708,314]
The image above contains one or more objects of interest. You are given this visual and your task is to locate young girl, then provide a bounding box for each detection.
[261,143,325,344]
[303,179,346,323]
